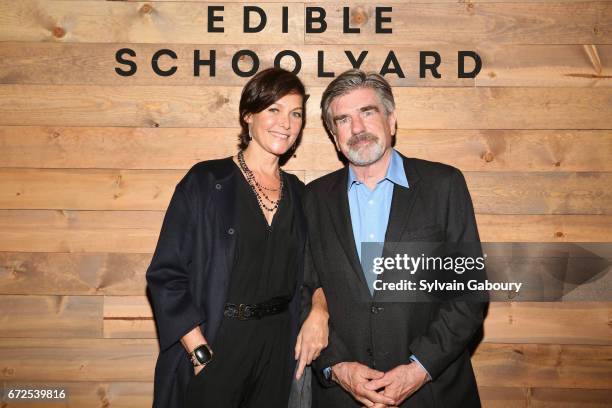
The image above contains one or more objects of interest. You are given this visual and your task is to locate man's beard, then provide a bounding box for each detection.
[346,132,385,166]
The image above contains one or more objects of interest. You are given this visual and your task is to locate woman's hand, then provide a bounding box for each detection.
[194,365,205,376]
[294,288,329,380]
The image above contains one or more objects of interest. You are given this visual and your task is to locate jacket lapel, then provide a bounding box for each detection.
[384,155,422,244]
[324,167,372,299]
[374,155,422,302]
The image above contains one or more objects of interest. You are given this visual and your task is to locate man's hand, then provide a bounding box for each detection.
[331,362,396,407]
[295,306,329,379]
[364,363,429,407]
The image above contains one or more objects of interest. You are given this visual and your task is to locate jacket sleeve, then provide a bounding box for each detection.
[146,183,204,352]
[408,168,487,380]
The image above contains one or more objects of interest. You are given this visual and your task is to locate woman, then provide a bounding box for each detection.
[146,68,328,408]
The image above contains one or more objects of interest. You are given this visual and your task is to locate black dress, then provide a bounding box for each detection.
[185,166,299,408]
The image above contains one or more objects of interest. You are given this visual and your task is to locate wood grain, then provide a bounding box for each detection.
[1,2,608,45]
[103,296,156,339]
[478,387,612,408]
[472,343,612,389]
[0,210,162,253]
[483,302,612,345]
[475,214,612,242]
[304,2,611,45]
[1,211,610,253]
[1,86,611,129]
[1,339,609,387]
[0,42,473,87]
[99,296,612,345]
[477,44,612,87]
[1,43,609,88]
[0,381,153,408]
[1,127,611,172]
[1,168,609,214]
[0,295,102,338]
[0,252,150,296]
[0,338,157,381]
[529,388,612,407]
[0,1,303,44]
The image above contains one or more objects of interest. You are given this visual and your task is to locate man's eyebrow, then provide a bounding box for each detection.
[360,105,379,112]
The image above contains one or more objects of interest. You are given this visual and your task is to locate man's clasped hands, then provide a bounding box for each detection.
[331,361,429,408]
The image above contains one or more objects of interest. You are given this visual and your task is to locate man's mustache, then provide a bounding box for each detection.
[347,132,378,147]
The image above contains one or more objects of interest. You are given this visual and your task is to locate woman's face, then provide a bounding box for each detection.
[245,93,304,157]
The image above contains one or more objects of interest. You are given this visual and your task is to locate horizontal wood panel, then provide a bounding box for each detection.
[478,386,529,408]
[0,42,473,87]
[104,296,153,319]
[1,127,611,172]
[464,172,612,215]
[528,387,612,407]
[4,42,610,87]
[482,302,612,345]
[0,1,304,44]
[476,214,612,242]
[101,297,612,344]
[1,2,609,45]
[0,338,157,381]
[1,212,610,253]
[3,253,611,298]
[1,169,609,214]
[0,252,150,296]
[304,2,611,45]
[1,86,611,129]
[0,169,179,211]
[1,339,609,387]
[478,386,612,408]
[0,210,162,253]
[478,44,612,87]
[104,319,157,340]
[0,295,102,338]
[472,343,612,389]
[58,0,612,3]
[0,381,153,408]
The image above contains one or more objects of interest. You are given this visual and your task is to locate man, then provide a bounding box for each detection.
[304,70,486,407]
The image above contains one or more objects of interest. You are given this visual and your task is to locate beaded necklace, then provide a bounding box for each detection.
[237,150,283,213]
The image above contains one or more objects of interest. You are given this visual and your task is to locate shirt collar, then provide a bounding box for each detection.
[347,149,409,191]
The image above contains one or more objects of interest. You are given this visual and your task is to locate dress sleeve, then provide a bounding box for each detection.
[146,185,204,352]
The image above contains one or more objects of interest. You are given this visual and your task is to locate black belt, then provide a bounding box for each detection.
[224,299,289,320]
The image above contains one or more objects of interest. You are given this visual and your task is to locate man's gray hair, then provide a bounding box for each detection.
[321,69,395,134]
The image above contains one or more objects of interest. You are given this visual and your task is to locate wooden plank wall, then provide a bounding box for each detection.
[0,0,611,406]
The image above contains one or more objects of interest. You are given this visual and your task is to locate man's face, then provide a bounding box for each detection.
[329,87,396,166]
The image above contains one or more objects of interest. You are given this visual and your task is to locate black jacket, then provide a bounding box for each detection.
[146,157,306,408]
[304,154,486,407]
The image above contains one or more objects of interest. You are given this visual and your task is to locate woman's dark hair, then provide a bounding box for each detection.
[238,68,307,150]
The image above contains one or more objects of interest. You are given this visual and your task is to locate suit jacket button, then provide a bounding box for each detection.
[371,306,378,314]
[366,348,373,356]
[227,228,235,235]
[215,183,222,190]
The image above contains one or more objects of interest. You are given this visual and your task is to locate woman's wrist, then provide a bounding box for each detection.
[309,305,329,321]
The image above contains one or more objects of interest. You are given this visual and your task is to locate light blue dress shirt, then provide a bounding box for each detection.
[348,148,408,293]
[335,148,431,380]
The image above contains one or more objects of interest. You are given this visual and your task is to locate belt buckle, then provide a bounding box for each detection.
[237,303,248,320]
